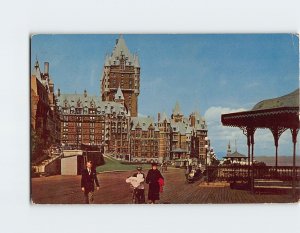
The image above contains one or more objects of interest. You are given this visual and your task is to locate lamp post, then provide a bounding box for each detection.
[204,136,209,184]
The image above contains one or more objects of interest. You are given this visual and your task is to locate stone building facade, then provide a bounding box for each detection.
[101,35,140,117]
[33,35,209,164]
[31,60,61,147]
[167,102,208,162]
[129,117,160,163]
[57,88,130,158]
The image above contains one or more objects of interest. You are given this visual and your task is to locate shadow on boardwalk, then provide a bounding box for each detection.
[31,168,297,204]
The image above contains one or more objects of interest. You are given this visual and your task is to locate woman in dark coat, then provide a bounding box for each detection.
[146,163,164,204]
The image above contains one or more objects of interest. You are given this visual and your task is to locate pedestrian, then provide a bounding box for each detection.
[160,163,165,173]
[81,161,99,204]
[185,164,191,180]
[146,162,164,204]
[132,166,146,204]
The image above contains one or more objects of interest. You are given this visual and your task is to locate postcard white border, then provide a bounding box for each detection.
[1,0,300,233]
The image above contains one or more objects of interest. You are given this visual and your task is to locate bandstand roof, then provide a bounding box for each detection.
[223,151,247,158]
[221,89,299,129]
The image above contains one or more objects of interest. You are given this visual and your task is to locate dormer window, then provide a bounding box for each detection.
[83,107,88,114]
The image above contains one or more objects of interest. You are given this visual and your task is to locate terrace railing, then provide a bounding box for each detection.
[206,165,300,182]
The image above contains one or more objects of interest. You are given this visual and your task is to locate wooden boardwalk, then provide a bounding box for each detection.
[31,168,298,204]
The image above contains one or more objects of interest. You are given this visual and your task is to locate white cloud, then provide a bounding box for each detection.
[204,106,247,155]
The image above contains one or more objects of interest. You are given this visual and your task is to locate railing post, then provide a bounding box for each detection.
[291,128,298,199]
[250,130,255,194]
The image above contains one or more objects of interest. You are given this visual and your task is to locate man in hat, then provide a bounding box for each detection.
[146,162,164,204]
[131,166,146,204]
[81,161,100,204]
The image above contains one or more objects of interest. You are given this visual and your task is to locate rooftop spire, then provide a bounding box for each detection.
[133,53,140,68]
[104,54,110,66]
[173,101,182,115]
[115,86,124,100]
[32,57,42,81]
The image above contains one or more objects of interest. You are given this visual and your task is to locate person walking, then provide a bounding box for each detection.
[146,162,164,204]
[81,161,99,204]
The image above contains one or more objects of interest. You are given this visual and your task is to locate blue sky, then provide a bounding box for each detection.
[31,34,299,157]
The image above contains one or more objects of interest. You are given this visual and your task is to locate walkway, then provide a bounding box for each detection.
[31,168,296,204]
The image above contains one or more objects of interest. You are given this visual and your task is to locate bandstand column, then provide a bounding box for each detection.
[247,134,251,185]
[250,132,255,193]
[291,128,298,198]
[270,127,287,170]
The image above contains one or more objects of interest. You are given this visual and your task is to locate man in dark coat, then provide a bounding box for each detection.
[81,161,100,204]
[146,163,164,204]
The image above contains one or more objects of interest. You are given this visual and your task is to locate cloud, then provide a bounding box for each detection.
[204,106,247,155]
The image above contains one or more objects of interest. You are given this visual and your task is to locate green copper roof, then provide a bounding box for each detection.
[252,88,299,111]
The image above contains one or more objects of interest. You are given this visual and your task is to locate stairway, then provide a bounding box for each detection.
[254,179,300,194]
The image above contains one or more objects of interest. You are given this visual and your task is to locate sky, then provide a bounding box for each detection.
[31,34,299,157]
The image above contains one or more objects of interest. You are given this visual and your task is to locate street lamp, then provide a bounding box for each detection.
[205,136,209,184]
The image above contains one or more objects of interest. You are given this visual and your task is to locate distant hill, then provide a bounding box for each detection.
[254,156,300,166]
[216,153,300,166]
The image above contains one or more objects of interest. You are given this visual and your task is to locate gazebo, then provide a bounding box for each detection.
[221,89,299,194]
[223,150,248,164]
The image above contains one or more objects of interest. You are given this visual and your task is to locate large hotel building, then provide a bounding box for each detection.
[31,35,208,163]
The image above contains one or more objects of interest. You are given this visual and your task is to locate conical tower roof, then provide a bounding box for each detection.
[173,101,182,115]
[111,35,134,63]
[133,53,140,68]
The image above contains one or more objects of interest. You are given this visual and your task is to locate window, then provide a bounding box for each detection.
[76,108,82,114]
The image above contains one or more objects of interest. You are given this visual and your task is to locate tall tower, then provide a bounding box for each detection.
[101,35,140,117]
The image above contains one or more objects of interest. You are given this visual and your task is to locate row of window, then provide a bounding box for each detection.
[132,153,159,158]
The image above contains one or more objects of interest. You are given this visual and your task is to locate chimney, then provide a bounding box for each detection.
[158,113,161,122]
[44,62,49,74]
[190,113,195,127]
[58,88,60,97]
